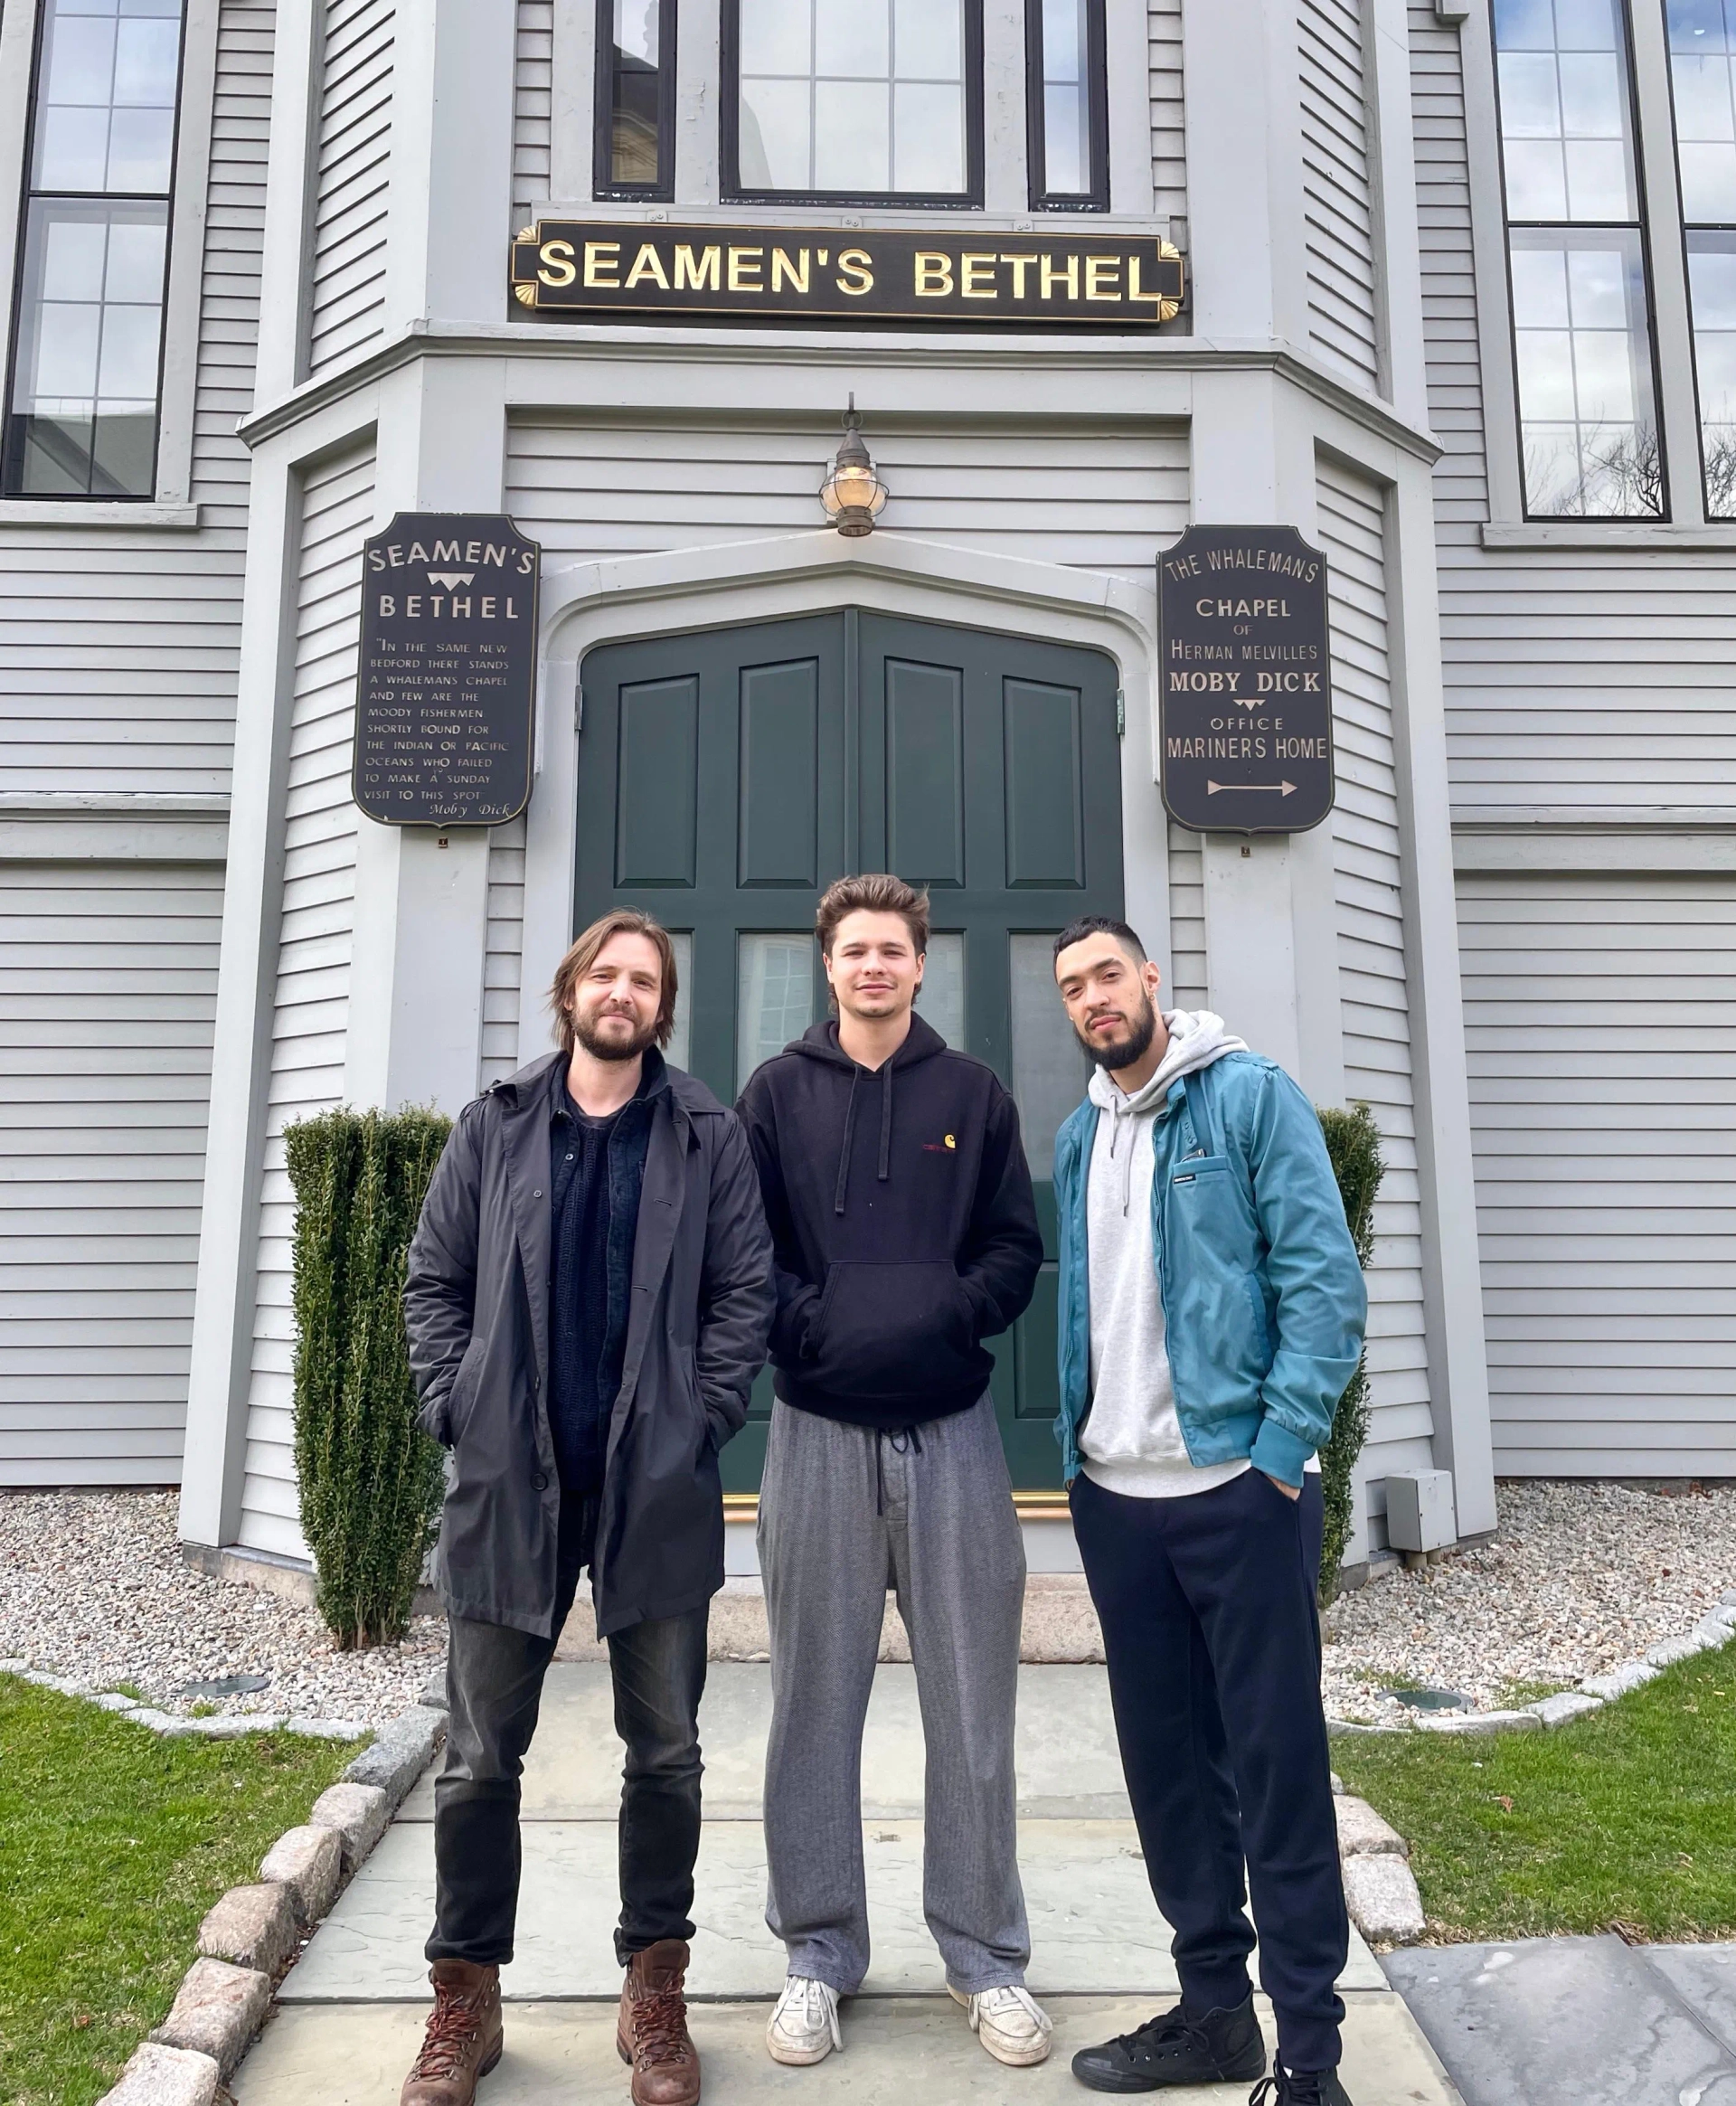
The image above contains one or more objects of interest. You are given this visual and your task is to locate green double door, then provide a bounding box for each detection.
[577,610,1124,1490]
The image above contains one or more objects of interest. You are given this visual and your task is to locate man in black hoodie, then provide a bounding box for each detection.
[735,874,1049,2072]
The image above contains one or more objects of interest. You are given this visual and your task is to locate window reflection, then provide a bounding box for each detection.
[734,0,968,198]
[5,0,184,499]
[1666,3,1736,515]
[1033,0,1102,203]
[601,0,671,194]
[916,932,966,1050]
[737,933,816,1088]
[1009,933,1088,1182]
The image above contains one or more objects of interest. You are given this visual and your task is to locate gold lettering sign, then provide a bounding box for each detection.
[509,222,1184,325]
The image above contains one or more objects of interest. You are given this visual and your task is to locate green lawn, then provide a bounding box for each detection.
[0,1674,364,2106]
[1335,1636,1736,1943]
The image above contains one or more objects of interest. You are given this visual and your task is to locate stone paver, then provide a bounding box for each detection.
[1385,1936,1736,2106]
[235,1993,1458,2105]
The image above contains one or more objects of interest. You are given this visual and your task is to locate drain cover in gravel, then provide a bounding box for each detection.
[1394,1687,1470,1711]
[178,1674,272,1698]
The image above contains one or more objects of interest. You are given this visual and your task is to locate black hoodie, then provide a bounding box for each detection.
[735,1013,1043,1429]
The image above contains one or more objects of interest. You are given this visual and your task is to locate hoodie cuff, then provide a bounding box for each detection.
[1250,1416,1313,1489]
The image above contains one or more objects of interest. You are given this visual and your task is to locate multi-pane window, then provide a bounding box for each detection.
[1028,0,1108,208]
[4,0,184,498]
[1665,1,1736,515]
[595,0,675,198]
[1492,0,1665,515]
[725,0,980,203]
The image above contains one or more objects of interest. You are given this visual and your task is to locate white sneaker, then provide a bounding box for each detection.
[767,1975,844,2064]
[950,1983,1054,2067]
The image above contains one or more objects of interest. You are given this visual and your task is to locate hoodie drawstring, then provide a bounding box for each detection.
[834,1061,894,1214]
[834,1067,862,1215]
[875,1422,923,1515]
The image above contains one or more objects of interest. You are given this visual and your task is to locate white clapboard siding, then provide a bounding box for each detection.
[514,0,552,224]
[1150,0,1187,225]
[237,442,375,1557]
[0,0,271,797]
[1407,6,1736,813]
[1299,0,1381,393]
[1166,822,1207,1011]
[506,416,1191,582]
[1458,873,1736,1475]
[193,0,274,532]
[307,0,394,375]
[1317,459,1433,1532]
[0,865,222,1484]
[480,815,528,1086]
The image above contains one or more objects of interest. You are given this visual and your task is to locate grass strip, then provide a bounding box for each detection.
[0,1673,364,2106]
[1335,1635,1736,1943]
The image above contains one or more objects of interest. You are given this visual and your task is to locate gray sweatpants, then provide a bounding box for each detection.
[757,1393,1030,1997]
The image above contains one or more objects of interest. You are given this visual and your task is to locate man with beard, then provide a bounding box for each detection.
[401,909,773,2106]
[1048,918,1365,2106]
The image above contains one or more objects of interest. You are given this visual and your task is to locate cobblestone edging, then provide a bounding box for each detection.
[21,1675,454,2106]
[1326,1588,1736,1950]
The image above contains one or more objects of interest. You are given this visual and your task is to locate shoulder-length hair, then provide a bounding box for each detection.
[548,909,679,1054]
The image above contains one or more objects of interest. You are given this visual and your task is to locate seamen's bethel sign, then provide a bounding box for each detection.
[510,222,1184,325]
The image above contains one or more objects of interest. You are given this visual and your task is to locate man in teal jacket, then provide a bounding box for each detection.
[1049,916,1365,2106]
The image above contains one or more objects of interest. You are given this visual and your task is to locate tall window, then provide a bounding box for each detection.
[595,0,675,199]
[723,0,983,204]
[4,0,184,498]
[1492,0,1665,516]
[1027,0,1108,209]
[1665,0,1736,515]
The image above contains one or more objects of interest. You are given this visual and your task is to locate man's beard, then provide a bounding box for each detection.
[1077,993,1157,1072]
[573,1007,659,1062]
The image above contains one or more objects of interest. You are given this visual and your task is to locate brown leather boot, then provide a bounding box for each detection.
[615,1940,701,2106]
[401,1960,504,2106]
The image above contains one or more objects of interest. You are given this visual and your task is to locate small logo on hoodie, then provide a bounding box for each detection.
[922,1134,958,1153]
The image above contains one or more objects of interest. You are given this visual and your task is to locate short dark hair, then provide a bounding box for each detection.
[1052,916,1147,968]
[816,873,929,958]
[549,908,678,1053]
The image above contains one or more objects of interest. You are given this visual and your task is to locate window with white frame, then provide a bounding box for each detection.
[1665,0,1736,515]
[3,0,185,498]
[1491,0,1665,517]
[721,0,984,204]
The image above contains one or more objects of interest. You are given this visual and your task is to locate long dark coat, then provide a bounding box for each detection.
[404,1052,773,1639]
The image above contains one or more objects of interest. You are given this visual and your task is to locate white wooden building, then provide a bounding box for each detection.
[0,0,1729,1575]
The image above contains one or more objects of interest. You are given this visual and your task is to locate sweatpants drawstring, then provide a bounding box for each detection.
[874,1422,925,1515]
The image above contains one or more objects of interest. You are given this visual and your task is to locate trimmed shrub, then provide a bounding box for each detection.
[1316,1101,1385,1605]
[285,1107,452,1648]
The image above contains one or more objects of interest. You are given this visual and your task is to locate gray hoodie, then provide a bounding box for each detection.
[1080,1010,1260,1498]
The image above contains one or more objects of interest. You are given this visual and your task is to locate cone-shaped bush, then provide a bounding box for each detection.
[285,1106,451,1648]
[1316,1101,1384,1605]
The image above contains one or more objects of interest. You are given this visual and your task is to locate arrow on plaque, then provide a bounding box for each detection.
[1207,779,1297,796]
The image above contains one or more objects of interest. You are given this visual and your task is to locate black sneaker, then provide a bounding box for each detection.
[1250,2067,1354,2106]
[1071,1995,1267,2091]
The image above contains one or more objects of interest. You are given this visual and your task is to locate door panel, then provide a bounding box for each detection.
[578,610,1124,1491]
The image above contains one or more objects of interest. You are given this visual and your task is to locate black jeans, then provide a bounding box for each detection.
[427,1494,710,1969]
[1071,1468,1347,2073]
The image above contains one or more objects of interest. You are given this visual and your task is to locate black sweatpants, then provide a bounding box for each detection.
[427,1494,710,1969]
[1071,1468,1347,2073]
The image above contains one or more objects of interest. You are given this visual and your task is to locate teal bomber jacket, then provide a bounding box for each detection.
[1052,1051,1367,1488]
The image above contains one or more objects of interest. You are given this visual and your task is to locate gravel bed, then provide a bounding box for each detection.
[1324,1480,1736,1725]
[0,1490,444,1726]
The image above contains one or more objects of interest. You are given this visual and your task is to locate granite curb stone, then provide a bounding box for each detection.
[1527,1690,1604,1728]
[307,1780,392,1872]
[259,1824,343,1925]
[99,2042,221,2105]
[150,1957,271,2077]
[1414,1708,1541,1737]
[344,1704,445,1808]
[1335,1795,1409,1858]
[196,1883,297,1978]
[1342,1854,1427,1945]
[1580,1659,1661,1702]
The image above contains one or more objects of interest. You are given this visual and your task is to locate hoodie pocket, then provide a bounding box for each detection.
[807,1260,977,1399]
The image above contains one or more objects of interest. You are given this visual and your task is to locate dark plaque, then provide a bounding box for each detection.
[354,513,539,827]
[510,221,1183,326]
[1158,524,1335,835]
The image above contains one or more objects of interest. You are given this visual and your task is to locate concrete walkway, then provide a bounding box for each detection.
[233,1663,1461,2103]
[1386,1936,1736,2105]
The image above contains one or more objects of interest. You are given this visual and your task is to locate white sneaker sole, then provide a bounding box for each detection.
[948,1985,1055,2068]
[766,2022,838,2066]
